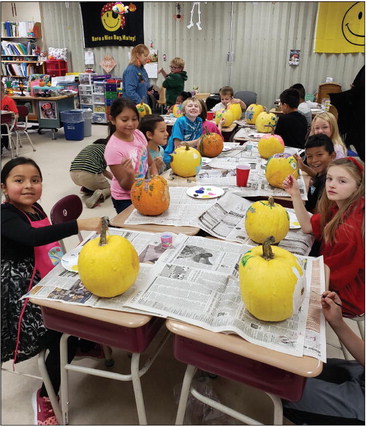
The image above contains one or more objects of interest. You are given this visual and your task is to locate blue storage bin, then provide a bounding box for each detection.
[60,110,84,141]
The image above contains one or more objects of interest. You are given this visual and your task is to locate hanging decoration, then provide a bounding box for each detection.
[174,3,184,21]
[187,2,202,30]
[100,55,117,73]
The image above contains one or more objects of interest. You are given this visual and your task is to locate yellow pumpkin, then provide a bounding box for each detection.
[258,134,285,159]
[265,153,299,188]
[244,104,265,124]
[136,102,152,118]
[239,237,304,322]
[170,143,202,177]
[172,103,183,118]
[255,111,277,133]
[215,108,234,127]
[78,218,140,298]
[245,197,289,244]
[198,128,224,158]
[227,103,242,121]
[131,175,170,216]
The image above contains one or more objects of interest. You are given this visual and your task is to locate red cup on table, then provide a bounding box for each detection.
[206,111,215,120]
[236,164,251,187]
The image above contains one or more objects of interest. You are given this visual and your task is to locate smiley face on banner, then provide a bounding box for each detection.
[341,2,365,46]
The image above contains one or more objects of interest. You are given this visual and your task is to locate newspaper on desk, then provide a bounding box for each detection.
[197,143,308,200]
[124,186,218,227]
[26,228,326,361]
[198,191,315,256]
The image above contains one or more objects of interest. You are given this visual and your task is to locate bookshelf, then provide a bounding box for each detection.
[1,21,44,80]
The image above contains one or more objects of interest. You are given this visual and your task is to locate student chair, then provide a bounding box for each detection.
[1,111,16,158]
[157,87,167,114]
[234,91,257,107]
[14,105,36,156]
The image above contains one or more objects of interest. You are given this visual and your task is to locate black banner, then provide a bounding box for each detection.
[80,2,144,48]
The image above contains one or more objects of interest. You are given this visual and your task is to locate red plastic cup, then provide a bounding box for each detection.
[206,111,214,120]
[236,164,250,187]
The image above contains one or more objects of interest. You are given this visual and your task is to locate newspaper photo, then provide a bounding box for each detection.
[198,191,315,256]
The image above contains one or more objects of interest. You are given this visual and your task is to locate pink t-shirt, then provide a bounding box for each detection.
[104,130,148,200]
[202,120,223,137]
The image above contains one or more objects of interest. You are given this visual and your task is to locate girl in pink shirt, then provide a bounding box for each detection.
[104,98,157,213]
[198,99,223,137]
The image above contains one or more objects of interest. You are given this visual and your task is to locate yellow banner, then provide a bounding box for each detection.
[315,2,365,53]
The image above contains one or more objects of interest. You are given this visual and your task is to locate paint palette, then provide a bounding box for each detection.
[287,209,301,230]
[61,247,82,272]
[186,186,225,199]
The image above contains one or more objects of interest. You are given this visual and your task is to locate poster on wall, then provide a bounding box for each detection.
[315,2,365,53]
[80,2,144,48]
[39,101,57,120]
[289,49,300,66]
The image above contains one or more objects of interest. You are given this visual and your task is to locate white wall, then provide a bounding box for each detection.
[11,2,365,109]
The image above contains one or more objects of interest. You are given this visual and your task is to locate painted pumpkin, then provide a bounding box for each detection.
[244,104,265,124]
[227,103,242,121]
[258,134,285,159]
[131,175,170,216]
[173,103,183,118]
[239,237,304,322]
[215,108,234,127]
[136,102,152,118]
[198,129,224,158]
[255,111,277,133]
[78,217,140,298]
[265,153,299,188]
[170,143,202,177]
[245,196,289,244]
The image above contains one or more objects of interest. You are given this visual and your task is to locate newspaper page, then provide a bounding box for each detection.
[26,229,326,360]
[125,236,324,358]
[198,191,315,256]
[124,187,218,227]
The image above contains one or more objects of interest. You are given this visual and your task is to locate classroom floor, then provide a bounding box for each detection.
[1,124,352,425]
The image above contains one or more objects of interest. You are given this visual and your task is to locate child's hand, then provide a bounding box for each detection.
[121,158,135,175]
[282,174,299,195]
[158,68,164,74]
[77,217,103,233]
[293,153,305,170]
[154,157,164,171]
[321,291,343,327]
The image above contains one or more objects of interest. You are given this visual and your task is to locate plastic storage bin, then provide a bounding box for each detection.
[81,108,93,137]
[60,110,84,140]
[45,60,68,77]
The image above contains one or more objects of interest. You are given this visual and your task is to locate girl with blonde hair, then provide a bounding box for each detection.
[283,157,365,317]
[310,111,347,159]
[122,44,151,104]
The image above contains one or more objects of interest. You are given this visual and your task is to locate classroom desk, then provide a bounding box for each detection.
[10,93,76,139]
[110,204,200,236]
[31,298,168,425]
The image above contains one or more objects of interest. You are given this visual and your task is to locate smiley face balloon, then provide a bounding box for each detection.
[341,2,365,46]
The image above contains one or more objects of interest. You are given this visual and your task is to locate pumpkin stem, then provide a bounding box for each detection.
[268,196,274,207]
[99,216,109,246]
[183,142,190,150]
[262,236,275,260]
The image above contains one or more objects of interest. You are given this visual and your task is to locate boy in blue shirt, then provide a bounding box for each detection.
[164,97,202,165]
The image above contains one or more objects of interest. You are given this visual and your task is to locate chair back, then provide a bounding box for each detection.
[1,112,15,125]
[158,87,166,105]
[316,83,342,104]
[234,91,257,106]
[50,194,83,224]
[16,105,29,122]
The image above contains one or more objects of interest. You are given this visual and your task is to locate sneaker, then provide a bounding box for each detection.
[85,189,103,208]
[32,389,59,425]
[74,343,111,360]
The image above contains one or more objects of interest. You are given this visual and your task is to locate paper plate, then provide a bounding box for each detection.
[61,247,82,272]
[287,210,301,230]
[186,186,225,199]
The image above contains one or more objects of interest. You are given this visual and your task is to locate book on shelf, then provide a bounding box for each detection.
[2,21,41,38]
[1,40,36,55]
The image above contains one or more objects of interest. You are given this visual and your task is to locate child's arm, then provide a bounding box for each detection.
[109,158,135,190]
[231,98,247,110]
[148,151,158,176]
[76,218,103,233]
[174,137,201,149]
[158,68,167,78]
[293,154,316,177]
[282,174,313,233]
[103,169,114,180]
[321,291,364,366]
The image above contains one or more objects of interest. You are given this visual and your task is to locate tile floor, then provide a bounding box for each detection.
[1,124,352,425]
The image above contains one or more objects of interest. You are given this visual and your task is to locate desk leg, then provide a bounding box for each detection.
[131,353,147,425]
[175,364,197,425]
[60,333,70,425]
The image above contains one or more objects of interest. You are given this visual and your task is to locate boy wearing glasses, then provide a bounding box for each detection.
[159,57,188,107]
